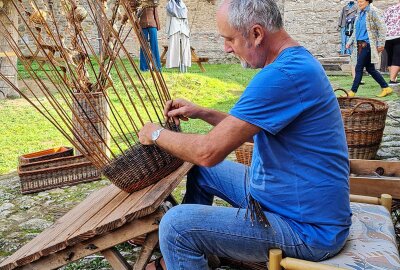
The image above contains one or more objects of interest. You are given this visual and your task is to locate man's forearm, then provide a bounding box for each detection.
[197,107,229,126]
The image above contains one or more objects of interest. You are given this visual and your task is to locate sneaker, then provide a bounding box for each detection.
[347,90,356,97]
[359,81,365,85]
[376,87,393,97]
[389,81,399,86]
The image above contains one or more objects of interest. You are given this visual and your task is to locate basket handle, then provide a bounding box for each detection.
[334,88,349,97]
[350,101,376,115]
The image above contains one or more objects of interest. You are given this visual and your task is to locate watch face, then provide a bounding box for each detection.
[152,130,159,141]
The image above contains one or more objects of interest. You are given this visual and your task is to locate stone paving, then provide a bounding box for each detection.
[0,99,399,269]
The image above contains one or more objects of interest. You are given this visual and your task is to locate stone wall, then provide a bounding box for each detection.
[15,0,394,61]
[0,0,396,98]
[284,0,393,57]
[0,0,19,98]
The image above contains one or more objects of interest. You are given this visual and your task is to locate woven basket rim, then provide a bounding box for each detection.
[18,161,93,175]
[337,97,388,112]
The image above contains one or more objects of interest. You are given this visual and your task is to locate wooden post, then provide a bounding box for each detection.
[380,194,392,212]
[269,249,282,270]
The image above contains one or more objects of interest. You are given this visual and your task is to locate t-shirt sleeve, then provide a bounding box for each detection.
[230,67,304,135]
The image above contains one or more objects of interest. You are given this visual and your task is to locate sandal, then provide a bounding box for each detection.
[150,256,164,270]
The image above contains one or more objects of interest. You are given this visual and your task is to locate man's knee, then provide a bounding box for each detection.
[159,205,191,240]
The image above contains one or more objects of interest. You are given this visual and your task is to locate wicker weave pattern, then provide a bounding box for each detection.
[102,144,183,193]
[235,142,254,166]
[337,92,388,159]
[19,155,101,194]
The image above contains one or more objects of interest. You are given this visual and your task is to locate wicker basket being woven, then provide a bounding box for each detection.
[335,88,388,159]
[102,124,183,193]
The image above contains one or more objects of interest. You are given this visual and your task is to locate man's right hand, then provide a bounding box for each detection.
[164,99,201,125]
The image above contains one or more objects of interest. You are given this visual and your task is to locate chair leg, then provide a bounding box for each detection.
[132,230,159,270]
[268,249,282,270]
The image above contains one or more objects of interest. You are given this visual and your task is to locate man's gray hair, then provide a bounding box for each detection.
[227,0,283,36]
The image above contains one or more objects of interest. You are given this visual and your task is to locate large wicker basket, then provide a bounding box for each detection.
[336,89,388,159]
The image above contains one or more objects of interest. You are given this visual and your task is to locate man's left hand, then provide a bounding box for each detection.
[138,122,162,145]
[377,46,384,53]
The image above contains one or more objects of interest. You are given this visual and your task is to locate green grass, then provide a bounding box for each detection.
[0,61,398,175]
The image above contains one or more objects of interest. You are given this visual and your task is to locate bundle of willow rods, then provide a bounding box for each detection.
[0,0,182,192]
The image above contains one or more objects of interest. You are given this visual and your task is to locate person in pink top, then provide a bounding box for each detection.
[384,1,400,85]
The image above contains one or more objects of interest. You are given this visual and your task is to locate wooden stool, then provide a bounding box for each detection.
[0,162,193,270]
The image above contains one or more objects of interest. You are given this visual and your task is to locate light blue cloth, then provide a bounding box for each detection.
[356,6,370,43]
[139,27,161,71]
[230,46,351,250]
[340,26,352,55]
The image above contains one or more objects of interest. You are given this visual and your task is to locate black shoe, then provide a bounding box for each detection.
[389,80,399,86]
[359,81,365,85]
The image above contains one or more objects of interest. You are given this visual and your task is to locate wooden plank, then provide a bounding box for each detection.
[350,176,400,199]
[132,231,159,270]
[0,184,118,269]
[0,52,17,57]
[36,186,123,257]
[17,210,162,270]
[64,185,151,247]
[101,247,132,270]
[65,163,190,245]
[350,159,400,177]
[100,163,193,230]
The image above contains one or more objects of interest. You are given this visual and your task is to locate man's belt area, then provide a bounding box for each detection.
[357,41,368,55]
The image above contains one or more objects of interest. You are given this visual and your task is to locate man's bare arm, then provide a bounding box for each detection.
[139,115,260,166]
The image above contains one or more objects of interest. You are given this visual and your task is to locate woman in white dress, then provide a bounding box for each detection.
[165,0,191,72]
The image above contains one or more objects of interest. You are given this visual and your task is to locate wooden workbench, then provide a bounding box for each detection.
[0,162,193,270]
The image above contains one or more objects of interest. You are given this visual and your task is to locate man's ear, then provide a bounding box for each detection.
[250,24,264,47]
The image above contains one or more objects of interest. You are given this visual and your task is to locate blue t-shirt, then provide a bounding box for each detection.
[230,46,351,250]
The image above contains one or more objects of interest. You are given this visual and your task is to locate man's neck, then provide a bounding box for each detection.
[264,30,299,65]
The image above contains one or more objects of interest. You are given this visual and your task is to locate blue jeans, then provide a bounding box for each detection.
[351,43,388,92]
[139,27,161,71]
[159,161,342,269]
[340,27,351,55]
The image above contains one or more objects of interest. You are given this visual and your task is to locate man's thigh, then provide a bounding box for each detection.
[186,160,249,207]
[160,204,313,262]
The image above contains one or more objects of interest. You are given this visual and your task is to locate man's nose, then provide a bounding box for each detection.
[224,43,233,53]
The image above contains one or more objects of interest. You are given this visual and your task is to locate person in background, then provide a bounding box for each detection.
[346,0,392,97]
[338,1,357,55]
[384,0,400,86]
[138,0,162,72]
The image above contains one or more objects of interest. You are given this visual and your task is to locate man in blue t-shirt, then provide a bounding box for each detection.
[139,0,351,269]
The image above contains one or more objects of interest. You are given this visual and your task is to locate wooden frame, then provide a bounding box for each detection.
[160,45,209,72]
[350,159,400,199]
[268,194,393,270]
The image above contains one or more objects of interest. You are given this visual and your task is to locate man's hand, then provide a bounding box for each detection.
[138,122,162,145]
[164,99,201,125]
[377,46,384,53]
[345,44,350,49]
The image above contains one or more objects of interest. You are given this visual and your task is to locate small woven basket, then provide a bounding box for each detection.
[234,142,254,166]
[102,124,183,193]
[335,88,388,159]
[19,155,101,194]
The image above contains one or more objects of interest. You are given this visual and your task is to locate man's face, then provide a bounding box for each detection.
[357,0,369,10]
[216,3,256,69]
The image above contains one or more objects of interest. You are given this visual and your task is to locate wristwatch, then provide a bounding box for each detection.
[151,128,165,145]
